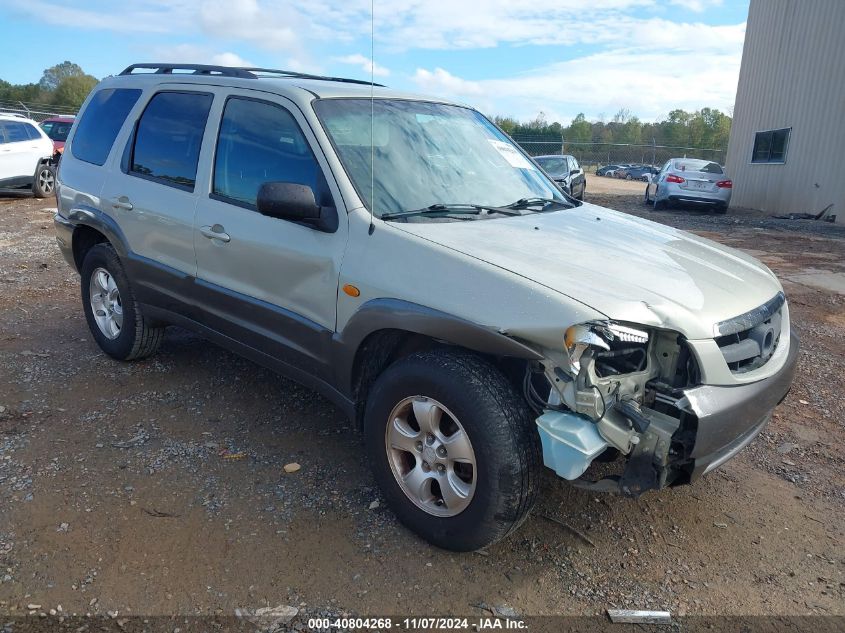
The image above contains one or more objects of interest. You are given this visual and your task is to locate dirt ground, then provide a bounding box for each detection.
[0,184,843,626]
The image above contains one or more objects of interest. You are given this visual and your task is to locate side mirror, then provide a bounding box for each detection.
[256,182,338,233]
[257,182,321,221]
[570,168,579,176]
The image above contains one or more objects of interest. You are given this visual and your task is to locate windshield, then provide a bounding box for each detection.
[314,99,565,217]
[41,121,73,142]
[535,156,568,176]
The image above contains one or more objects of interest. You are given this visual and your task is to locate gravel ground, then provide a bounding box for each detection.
[0,190,843,627]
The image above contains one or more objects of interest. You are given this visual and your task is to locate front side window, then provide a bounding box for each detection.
[752,128,790,164]
[314,99,565,218]
[213,97,324,207]
[72,88,142,166]
[130,91,213,190]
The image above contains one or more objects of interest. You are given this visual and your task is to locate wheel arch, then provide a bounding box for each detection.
[335,299,543,426]
[67,206,131,269]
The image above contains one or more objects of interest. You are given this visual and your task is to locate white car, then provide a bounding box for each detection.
[0,113,57,197]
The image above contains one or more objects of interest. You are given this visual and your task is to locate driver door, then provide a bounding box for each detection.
[193,90,348,381]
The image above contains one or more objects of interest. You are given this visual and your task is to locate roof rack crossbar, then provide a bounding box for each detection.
[119,64,256,78]
[118,63,384,87]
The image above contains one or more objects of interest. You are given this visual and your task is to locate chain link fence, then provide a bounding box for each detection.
[0,100,77,123]
[512,134,725,173]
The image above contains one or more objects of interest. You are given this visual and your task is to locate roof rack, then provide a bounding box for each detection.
[119,63,384,87]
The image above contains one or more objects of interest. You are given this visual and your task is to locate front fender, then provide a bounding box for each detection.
[332,298,543,394]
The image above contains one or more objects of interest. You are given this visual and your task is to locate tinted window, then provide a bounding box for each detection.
[23,123,42,140]
[213,98,323,207]
[3,121,30,143]
[72,88,142,165]
[752,128,790,163]
[131,91,212,190]
[673,159,723,174]
[42,121,72,142]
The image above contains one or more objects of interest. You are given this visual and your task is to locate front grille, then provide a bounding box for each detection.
[714,293,785,373]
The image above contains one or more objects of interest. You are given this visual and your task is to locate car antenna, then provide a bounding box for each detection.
[368,0,376,235]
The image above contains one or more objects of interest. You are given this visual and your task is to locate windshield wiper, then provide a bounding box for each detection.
[381,203,522,221]
[504,197,574,211]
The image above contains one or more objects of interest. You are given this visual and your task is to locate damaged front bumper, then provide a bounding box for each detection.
[684,328,799,481]
[540,328,799,496]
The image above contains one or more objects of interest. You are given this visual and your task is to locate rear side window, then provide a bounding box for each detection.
[130,91,213,191]
[72,88,142,165]
[212,97,323,207]
[3,121,31,143]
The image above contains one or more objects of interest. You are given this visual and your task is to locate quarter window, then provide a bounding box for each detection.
[130,91,213,190]
[752,128,790,164]
[213,97,324,208]
[72,88,142,166]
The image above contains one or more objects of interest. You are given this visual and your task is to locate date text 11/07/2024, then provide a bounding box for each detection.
[306,617,527,630]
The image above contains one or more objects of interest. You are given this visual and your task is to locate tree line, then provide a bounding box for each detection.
[494,107,732,151]
[0,61,98,111]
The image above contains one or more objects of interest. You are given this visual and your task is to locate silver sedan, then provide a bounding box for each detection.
[645,158,732,213]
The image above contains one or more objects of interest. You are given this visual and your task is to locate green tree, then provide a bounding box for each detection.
[39,61,85,92]
[566,113,592,142]
[493,115,518,135]
[52,74,98,109]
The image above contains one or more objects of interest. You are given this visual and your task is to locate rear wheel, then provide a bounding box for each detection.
[80,243,164,360]
[643,184,652,205]
[363,349,540,551]
[32,163,55,198]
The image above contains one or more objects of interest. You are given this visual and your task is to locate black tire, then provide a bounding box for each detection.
[80,242,164,360]
[363,349,541,551]
[32,163,55,198]
[643,184,652,205]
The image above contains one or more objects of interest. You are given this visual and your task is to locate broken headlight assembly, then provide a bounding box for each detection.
[532,321,699,493]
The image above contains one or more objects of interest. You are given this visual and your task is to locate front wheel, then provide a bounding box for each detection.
[363,349,541,551]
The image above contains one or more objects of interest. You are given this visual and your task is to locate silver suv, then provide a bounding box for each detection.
[54,64,798,551]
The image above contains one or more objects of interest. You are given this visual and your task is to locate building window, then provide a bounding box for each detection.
[752,128,790,164]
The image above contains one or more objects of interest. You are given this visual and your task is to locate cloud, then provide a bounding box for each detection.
[413,68,483,97]
[334,54,390,77]
[152,44,255,68]
[404,14,745,121]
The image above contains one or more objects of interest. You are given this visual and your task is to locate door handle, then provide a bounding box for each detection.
[200,224,231,243]
[110,196,134,211]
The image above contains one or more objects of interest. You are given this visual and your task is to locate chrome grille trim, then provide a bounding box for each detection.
[712,292,785,337]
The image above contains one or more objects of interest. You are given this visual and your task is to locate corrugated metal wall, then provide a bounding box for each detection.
[725,0,845,223]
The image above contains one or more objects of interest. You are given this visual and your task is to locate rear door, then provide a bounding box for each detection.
[99,88,214,300]
[193,90,348,380]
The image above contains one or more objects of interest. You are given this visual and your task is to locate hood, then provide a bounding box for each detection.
[391,203,782,340]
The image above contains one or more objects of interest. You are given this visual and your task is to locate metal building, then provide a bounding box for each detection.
[725,0,845,223]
